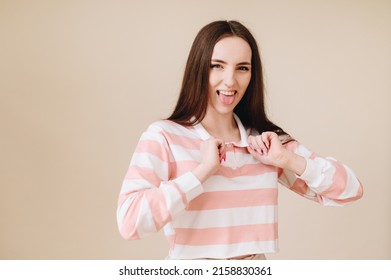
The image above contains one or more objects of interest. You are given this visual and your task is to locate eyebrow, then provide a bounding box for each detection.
[211,59,251,66]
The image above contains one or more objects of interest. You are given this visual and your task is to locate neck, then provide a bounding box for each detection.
[201,111,240,142]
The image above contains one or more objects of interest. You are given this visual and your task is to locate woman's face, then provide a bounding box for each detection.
[207,36,252,116]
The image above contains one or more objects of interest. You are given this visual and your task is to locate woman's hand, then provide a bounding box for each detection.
[247,132,306,175]
[247,132,286,167]
[192,138,226,183]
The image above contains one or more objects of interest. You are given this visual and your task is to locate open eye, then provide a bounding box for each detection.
[210,64,223,69]
[238,66,250,71]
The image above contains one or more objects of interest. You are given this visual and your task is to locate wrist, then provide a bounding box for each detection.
[281,151,306,176]
[192,163,215,183]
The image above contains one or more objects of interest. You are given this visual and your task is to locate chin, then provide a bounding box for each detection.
[215,106,236,115]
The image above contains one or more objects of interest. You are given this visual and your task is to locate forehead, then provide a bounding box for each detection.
[211,36,252,62]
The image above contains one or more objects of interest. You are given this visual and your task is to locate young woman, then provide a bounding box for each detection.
[116,20,363,260]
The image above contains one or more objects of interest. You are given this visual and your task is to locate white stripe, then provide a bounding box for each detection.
[321,197,345,207]
[116,194,137,229]
[170,145,201,161]
[172,172,204,203]
[205,172,278,191]
[337,165,361,200]
[302,192,320,202]
[120,178,153,195]
[223,151,260,167]
[296,144,312,157]
[136,195,158,238]
[167,240,278,259]
[172,205,277,229]
[149,121,199,139]
[161,181,186,217]
[301,157,336,193]
[316,158,337,192]
[130,153,168,180]
[193,122,210,140]
[163,223,175,236]
[139,131,167,143]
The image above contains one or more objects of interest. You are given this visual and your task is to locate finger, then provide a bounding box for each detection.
[247,136,254,149]
[248,136,263,155]
[247,146,258,157]
[248,135,259,150]
[265,131,282,149]
[261,132,270,149]
[247,145,266,162]
[254,135,268,155]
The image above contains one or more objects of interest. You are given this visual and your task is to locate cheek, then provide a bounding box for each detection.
[240,75,251,90]
[207,81,217,101]
[208,73,219,87]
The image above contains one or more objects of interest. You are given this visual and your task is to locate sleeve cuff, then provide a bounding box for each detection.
[296,157,332,193]
[297,158,316,181]
[172,171,204,202]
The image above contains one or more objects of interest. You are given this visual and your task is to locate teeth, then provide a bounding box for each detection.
[218,90,236,96]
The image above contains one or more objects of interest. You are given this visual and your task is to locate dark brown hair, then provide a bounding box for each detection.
[167,20,288,136]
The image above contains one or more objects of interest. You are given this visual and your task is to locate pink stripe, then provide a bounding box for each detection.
[310,152,318,160]
[326,178,364,205]
[187,188,277,211]
[175,223,278,245]
[163,131,201,150]
[145,189,172,230]
[356,179,364,198]
[290,178,309,195]
[215,164,275,178]
[125,166,163,186]
[320,161,347,198]
[173,160,199,177]
[135,140,169,162]
[227,146,251,154]
[277,167,283,178]
[168,160,275,179]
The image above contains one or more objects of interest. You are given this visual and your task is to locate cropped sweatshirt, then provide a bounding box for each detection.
[117,115,363,259]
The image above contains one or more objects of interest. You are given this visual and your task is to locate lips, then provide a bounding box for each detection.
[217,90,237,96]
[217,90,237,105]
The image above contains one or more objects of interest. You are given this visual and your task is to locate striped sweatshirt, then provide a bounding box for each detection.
[117,115,363,259]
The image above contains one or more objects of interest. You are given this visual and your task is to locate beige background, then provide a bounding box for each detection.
[1,0,390,259]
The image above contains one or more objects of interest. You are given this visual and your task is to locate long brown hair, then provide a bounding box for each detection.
[167,20,287,136]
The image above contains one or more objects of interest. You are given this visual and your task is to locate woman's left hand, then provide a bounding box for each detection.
[247,132,289,168]
[247,132,306,175]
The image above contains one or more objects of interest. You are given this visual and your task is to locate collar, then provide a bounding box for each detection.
[193,114,249,147]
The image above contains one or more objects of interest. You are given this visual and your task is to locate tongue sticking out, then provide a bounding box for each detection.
[218,92,235,105]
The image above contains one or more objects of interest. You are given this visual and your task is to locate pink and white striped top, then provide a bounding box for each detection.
[117,115,363,259]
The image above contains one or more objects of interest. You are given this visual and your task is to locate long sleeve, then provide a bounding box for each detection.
[278,140,363,206]
[117,123,203,240]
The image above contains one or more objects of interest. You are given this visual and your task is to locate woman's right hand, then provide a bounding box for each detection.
[192,138,225,183]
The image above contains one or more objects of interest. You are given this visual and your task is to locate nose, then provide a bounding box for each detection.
[223,68,236,87]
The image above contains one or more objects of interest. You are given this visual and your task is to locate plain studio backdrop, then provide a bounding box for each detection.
[1,0,390,259]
